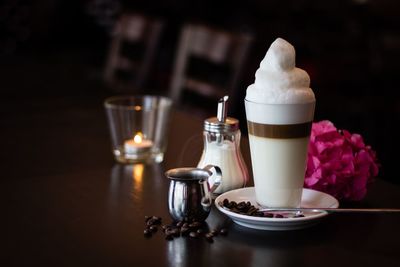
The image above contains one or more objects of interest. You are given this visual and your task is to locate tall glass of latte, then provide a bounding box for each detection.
[245,38,316,208]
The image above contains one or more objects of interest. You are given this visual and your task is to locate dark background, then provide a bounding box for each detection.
[1,0,399,183]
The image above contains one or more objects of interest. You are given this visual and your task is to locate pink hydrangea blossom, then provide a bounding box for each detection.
[304,120,379,201]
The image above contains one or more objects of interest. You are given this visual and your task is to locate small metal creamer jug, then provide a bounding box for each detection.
[166,165,221,222]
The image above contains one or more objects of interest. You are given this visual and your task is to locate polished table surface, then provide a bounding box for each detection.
[1,95,400,267]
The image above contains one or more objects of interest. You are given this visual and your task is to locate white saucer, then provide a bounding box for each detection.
[215,187,339,231]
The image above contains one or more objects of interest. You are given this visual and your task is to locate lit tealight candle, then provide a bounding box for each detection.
[124,132,153,154]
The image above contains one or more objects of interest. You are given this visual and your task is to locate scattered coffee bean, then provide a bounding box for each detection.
[180,226,190,236]
[143,214,229,244]
[144,229,152,237]
[146,217,161,226]
[294,214,305,218]
[189,222,202,229]
[274,214,284,218]
[149,225,158,233]
[170,228,180,237]
[210,229,219,236]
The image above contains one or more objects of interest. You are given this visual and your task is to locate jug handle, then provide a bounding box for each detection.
[203,165,222,193]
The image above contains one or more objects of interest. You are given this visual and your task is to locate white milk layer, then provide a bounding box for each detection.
[249,135,309,207]
[245,100,315,125]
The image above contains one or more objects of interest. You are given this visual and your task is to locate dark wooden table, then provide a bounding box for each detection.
[1,95,400,267]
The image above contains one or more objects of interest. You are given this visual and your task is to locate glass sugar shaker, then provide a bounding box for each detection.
[197,96,249,195]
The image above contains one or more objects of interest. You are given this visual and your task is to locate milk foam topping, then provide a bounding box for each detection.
[246,38,315,105]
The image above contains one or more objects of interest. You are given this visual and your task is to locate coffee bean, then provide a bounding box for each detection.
[229,201,237,208]
[181,226,189,231]
[274,214,284,218]
[153,216,162,224]
[223,198,229,207]
[176,221,183,227]
[237,201,247,211]
[162,225,171,232]
[170,228,180,237]
[149,225,158,232]
[211,229,218,236]
[146,218,156,226]
[231,208,241,213]
[197,229,204,234]
[247,207,257,215]
[189,222,202,229]
[180,226,190,236]
[294,214,305,218]
[189,231,199,238]
[264,212,274,218]
[144,229,152,237]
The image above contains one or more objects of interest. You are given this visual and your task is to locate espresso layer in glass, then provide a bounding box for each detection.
[247,121,312,139]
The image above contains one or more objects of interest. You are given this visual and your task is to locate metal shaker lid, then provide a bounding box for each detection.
[204,96,239,133]
[204,117,239,133]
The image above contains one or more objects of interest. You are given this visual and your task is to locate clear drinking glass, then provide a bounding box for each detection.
[104,95,172,163]
[245,99,315,208]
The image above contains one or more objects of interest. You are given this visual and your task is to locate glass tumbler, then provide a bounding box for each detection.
[104,95,172,163]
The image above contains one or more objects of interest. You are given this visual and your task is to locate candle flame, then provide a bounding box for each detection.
[134,132,143,143]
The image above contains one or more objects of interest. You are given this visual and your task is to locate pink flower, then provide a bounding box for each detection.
[304,120,379,201]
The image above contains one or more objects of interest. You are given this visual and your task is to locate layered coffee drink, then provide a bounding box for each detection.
[245,38,315,208]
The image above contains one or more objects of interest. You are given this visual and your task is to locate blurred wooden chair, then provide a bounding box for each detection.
[169,24,253,108]
[104,13,163,91]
